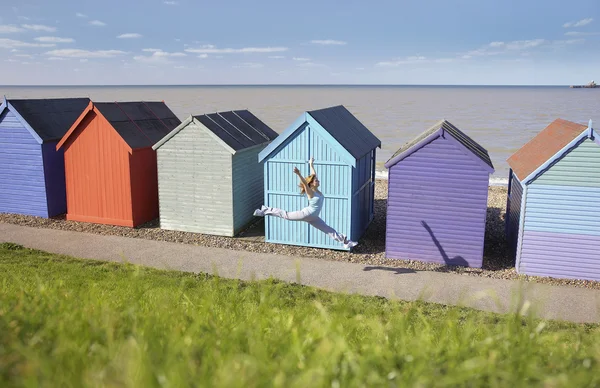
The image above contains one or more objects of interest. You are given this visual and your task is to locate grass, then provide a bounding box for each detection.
[0,242,599,387]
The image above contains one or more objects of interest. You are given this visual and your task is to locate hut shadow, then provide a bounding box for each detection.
[421,221,469,267]
[482,207,514,270]
[363,266,417,275]
[355,198,387,254]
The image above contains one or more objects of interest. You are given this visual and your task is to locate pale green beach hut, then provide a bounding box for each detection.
[152,110,278,236]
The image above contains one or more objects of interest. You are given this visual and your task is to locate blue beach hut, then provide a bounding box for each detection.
[0,97,90,217]
[258,105,381,250]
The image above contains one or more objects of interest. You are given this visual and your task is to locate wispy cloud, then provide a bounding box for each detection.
[293,57,310,61]
[232,62,264,68]
[184,45,288,54]
[75,12,87,18]
[117,33,142,39]
[297,61,327,68]
[164,1,178,4]
[45,49,127,58]
[14,53,34,58]
[461,39,546,59]
[47,57,67,61]
[310,39,347,45]
[563,18,593,28]
[0,38,56,48]
[376,56,427,66]
[88,20,106,27]
[376,56,454,66]
[565,31,599,36]
[35,36,75,43]
[268,55,285,59]
[0,25,25,33]
[22,24,56,32]
[134,49,186,64]
[197,54,208,58]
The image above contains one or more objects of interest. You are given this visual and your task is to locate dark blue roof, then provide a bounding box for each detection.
[194,110,278,151]
[307,105,381,160]
[8,98,90,142]
[95,101,181,149]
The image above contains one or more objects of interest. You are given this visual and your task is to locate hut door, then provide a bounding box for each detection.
[265,126,310,246]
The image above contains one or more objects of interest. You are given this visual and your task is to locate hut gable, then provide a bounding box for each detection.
[58,101,180,152]
[385,120,494,172]
[259,105,381,166]
[153,110,277,153]
[6,98,91,143]
[507,118,588,182]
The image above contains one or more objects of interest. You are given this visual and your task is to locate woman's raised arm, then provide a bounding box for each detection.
[294,166,314,197]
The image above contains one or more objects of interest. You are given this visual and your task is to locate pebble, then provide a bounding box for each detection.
[1,180,599,290]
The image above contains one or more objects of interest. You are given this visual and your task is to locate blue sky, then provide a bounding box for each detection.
[0,0,598,85]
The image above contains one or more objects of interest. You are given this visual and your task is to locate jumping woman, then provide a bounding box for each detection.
[253,157,358,249]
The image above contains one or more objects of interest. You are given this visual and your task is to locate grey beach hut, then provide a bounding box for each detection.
[152,110,278,236]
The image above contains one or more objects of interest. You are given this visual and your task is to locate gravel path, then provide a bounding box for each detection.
[2,180,599,290]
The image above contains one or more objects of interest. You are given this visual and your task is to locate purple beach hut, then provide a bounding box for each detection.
[0,97,90,218]
[384,120,495,267]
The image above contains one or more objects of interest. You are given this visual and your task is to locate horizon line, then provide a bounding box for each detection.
[0,83,578,87]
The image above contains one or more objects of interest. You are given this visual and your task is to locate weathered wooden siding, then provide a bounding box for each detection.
[385,136,490,267]
[505,170,523,258]
[351,149,376,241]
[0,110,48,217]
[41,142,67,217]
[232,145,265,234]
[130,147,159,226]
[264,123,353,250]
[156,124,234,235]
[63,111,134,226]
[518,138,600,281]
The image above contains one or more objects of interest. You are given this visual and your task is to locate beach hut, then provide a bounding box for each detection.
[506,118,600,281]
[56,101,181,227]
[384,120,494,267]
[152,110,278,236]
[258,105,381,250]
[0,97,90,217]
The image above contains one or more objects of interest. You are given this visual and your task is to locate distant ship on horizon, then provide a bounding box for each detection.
[570,80,599,88]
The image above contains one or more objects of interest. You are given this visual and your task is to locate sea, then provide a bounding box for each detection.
[2,85,599,185]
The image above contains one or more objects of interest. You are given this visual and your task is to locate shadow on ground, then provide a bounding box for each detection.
[363,266,417,275]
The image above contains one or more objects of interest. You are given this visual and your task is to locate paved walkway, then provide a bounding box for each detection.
[1,223,599,324]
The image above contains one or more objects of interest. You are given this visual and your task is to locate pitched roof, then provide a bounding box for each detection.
[94,101,181,149]
[8,98,91,142]
[385,120,494,171]
[193,110,278,151]
[307,105,381,159]
[507,118,588,181]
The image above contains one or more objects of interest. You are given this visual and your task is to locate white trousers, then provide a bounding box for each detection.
[263,206,347,244]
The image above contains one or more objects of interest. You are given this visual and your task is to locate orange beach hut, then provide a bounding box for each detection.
[57,101,181,227]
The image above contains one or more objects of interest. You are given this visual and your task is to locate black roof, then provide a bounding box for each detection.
[8,98,90,142]
[194,110,278,151]
[307,105,381,159]
[95,101,181,149]
[389,120,494,169]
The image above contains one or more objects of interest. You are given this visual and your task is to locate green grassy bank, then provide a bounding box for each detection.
[0,243,598,387]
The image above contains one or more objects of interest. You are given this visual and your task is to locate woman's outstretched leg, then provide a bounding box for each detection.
[308,217,358,249]
[254,206,309,221]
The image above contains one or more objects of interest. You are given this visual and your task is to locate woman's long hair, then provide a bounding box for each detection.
[299,174,317,194]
